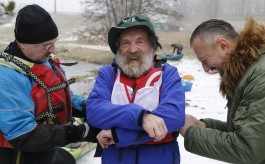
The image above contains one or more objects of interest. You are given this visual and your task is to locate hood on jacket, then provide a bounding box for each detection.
[220,18,265,98]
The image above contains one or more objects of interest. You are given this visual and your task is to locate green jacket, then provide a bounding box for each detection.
[184,18,265,164]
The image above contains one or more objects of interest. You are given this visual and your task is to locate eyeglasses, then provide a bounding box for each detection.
[38,43,55,51]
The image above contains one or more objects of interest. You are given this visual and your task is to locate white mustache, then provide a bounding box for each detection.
[127,52,140,60]
[116,50,153,78]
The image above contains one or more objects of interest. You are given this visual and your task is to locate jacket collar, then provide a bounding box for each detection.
[220,18,265,98]
[4,41,35,63]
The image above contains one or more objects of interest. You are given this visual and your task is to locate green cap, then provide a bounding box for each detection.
[108,15,162,54]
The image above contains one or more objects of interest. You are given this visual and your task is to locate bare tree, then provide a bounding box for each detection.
[0,1,15,16]
[76,0,183,43]
[0,1,15,25]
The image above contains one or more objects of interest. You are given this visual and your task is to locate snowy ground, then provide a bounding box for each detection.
[73,55,228,164]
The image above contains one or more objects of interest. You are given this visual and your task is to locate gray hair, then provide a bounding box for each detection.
[190,19,238,47]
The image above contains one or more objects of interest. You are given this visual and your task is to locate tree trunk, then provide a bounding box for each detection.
[130,0,134,15]
[109,0,118,24]
[105,0,112,27]
[137,0,142,14]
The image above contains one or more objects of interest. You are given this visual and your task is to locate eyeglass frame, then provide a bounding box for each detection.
[38,43,55,51]
[37,38,58,51]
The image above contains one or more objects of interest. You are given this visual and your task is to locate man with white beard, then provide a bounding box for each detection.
[86,15,185,164]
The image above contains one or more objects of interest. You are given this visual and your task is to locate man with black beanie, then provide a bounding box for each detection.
[0,4,93,164]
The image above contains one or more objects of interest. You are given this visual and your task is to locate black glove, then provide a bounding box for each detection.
[84,125,101,143]
[72,102,87,120]
[65,123,89,144]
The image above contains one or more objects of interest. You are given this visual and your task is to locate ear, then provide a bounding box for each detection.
[216,37,230,57]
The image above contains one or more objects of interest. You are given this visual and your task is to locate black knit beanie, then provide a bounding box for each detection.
[15,4,58,44]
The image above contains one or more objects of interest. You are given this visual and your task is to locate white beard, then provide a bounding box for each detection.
[116,50,154,78]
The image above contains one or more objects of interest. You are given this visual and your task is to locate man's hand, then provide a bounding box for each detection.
[143,113,168,142]
[65,123,90,144]
[96,129,114,149]
[179,114,206,137]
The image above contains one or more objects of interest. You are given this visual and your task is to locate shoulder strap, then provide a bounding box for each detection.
[153,55,167,68]
[0,52,34,74]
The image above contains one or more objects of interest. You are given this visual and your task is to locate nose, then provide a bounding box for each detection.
[48,44,56,54]
[202,63,211,72]
[129,42,137,53]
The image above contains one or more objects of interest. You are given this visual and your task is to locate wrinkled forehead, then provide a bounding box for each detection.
[120,28,149,39]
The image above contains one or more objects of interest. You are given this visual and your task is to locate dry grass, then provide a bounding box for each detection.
[56,45,114,64]
[157,31,193,56]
